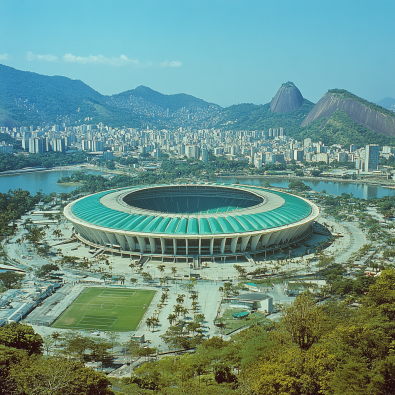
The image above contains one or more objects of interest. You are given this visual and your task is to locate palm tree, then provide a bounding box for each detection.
[158,264,165,274]
[145,317,154,332]
[167,313,177,325]
[173,304,183,317]
[51,331,61,347]
[171,267,177,276]
[190,293,198,302]
[176,294,185,305]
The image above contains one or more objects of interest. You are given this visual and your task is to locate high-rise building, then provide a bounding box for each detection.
[28,138,45,153]
[337,152,349,162]
[364,145,379,172]
[201,148,208,162]
[293,149,304,162]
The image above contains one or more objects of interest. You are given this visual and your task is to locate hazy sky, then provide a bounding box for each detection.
[0,0,394,107]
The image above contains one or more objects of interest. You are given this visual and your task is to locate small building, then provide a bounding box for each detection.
[246,282,260,292]
[131,334,145,344]
[224,293,273,313]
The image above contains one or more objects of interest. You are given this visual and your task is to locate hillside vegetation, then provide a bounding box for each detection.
[296,110,395,147]
[217,100,314,132]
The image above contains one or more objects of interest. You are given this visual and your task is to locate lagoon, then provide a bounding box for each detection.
[1,169,395,199]
[0,168,106,195]
[217,177,395,200]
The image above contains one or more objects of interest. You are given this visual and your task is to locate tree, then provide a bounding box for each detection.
[0,271,24,289]
[51,331,61,347]
[36,263,59,278]
[0,323,43,355]
[158,264,165,274]
[129,277,138,286]
[141,272,153,282]
[105,332,119,356]
[171,267,177,276]
[234,265,247,277]
[145,317,154,332]
[176,294,185,305]
[9,356,114,395]
[42,335,55,356]
[167,313,177,326]
[281,294,324,351]
[365,269,395,320]
[91,339,112,369]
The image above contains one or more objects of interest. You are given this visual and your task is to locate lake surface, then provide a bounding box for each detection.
[217,177,395,200]
[1,170,394,199]
[0,168,106,195]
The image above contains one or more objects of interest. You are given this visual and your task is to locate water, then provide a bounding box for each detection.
[217,177,395,200]
[0,168,106,195]
[1,170,394,199]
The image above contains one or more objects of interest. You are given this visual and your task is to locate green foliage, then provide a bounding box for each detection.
[115,85,217,113]
[0,323,43,355]
[36,263,59,278]
[8,354,114,395]
[0,271,24,290]
[296,110,395,147]
[0,189,41,238]
[217,99,314,132]
[329,89,395,118]
[288,180,311,191]
[0,151,87,173]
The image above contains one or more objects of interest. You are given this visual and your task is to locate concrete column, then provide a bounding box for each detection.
[231,237,238,253]
[105,232,117,246]
[160,238,166,254]
[115,233,127,251]
[250,234,261,251]
[90,227,106,245]
[97,230,110,245]
[149,237,156,253]
[210,238,214,255]
[125,235,136,251]
[186,239,189,256]
[199,239,202,255]
[220,238,226,254]
[241,235,251,252]
[173,239,177,255]
[137,236,146,253]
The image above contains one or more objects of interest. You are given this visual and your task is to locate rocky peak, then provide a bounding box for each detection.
[270,82,304,113]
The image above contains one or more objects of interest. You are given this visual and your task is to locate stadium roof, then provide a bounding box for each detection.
[69,184,315,236]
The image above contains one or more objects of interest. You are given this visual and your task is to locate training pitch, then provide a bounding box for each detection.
[52,287,156,331]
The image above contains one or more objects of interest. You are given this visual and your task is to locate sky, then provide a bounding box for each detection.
[0,0,394,107]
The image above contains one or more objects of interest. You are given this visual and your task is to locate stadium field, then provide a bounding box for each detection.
[52,287,156,331]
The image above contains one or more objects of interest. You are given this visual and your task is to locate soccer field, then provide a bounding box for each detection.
[52,287,156,332]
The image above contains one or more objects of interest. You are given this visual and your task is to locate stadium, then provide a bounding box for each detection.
[64,183,319,260]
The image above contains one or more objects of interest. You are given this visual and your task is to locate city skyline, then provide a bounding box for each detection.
[1,0,394,107]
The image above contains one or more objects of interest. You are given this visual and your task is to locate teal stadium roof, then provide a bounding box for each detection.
[69,184,315,236]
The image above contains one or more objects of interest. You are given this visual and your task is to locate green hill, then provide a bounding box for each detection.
[296,110,395,147]
[113,85,219,113]
[217,99,314,132]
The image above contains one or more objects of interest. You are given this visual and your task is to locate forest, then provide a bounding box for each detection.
[2,269,395,394]
[0,151,87,173]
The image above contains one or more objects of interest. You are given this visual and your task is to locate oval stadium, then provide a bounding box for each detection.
[64,183,319,259]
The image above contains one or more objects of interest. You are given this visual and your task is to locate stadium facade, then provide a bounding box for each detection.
[64,183,319,259]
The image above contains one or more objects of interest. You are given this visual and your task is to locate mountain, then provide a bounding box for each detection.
[295,90,395,147]
[0,64,222,129]
[376,97,395,112]
[301,89,395,137]
[270,82,304,113]
[111,86,218,113]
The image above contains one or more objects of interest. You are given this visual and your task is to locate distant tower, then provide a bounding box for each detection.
[364,145,379,172]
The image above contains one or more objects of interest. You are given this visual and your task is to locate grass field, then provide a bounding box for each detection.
[52,287,156,332]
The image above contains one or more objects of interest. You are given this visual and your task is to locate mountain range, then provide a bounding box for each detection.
[0,64,394,147]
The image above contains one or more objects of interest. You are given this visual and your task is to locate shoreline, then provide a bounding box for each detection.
[0,164,118,177]
[218,174,395,188]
